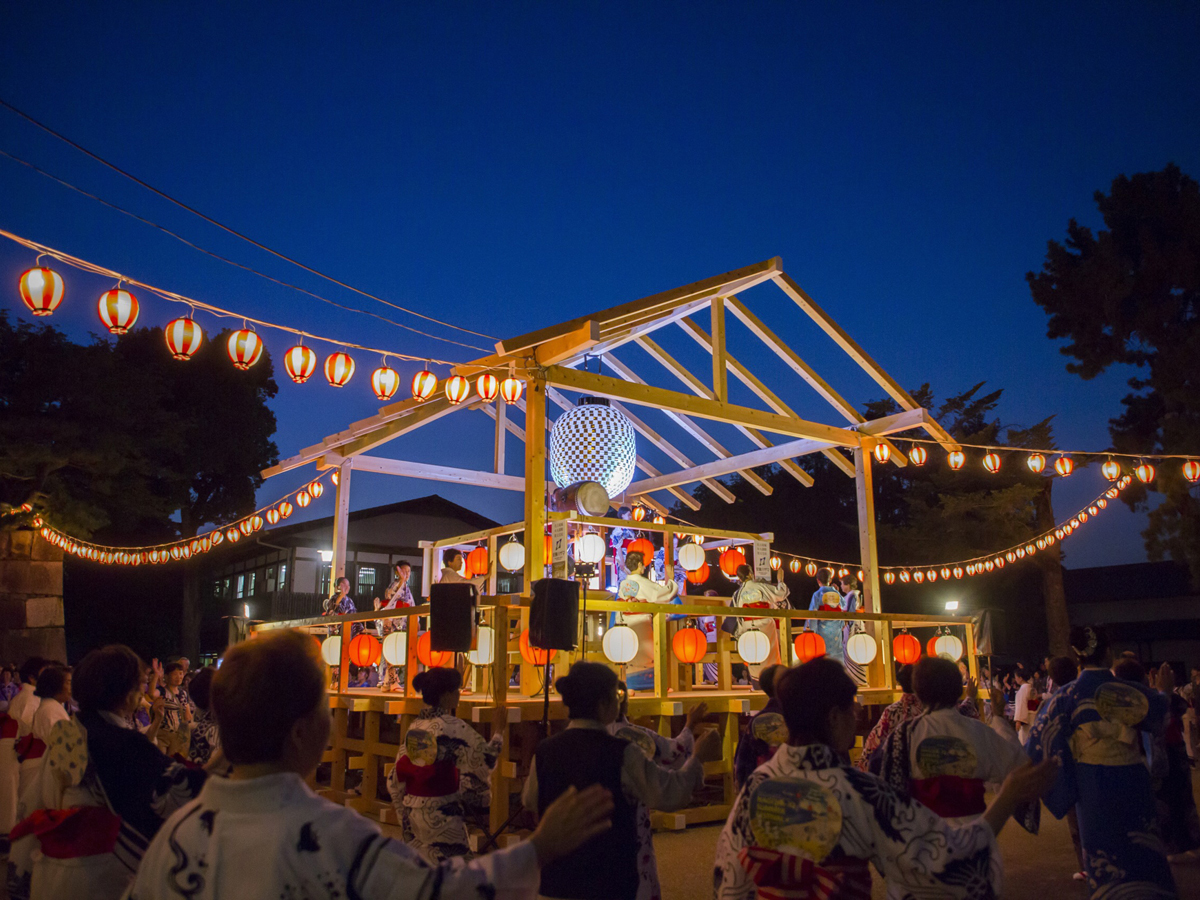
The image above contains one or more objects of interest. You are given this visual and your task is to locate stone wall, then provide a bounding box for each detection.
[0,529,67,664]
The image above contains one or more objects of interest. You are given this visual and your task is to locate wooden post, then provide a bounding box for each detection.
[653,609,671,698]
[405,612,419,696]
[711,297,728,402]
[338,619,351,693]
[332,459,352,582]
[495,397,507,474]
[489,596,511,833]
[487,534,499,596]
[420,542,434,598]
[524,373,548,588]
[854,444,881,614]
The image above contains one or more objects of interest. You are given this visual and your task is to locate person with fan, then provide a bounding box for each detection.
[728,564,789,684]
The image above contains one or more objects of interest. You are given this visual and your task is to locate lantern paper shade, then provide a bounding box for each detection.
[872,443,891,465]
[603,625,639,664]
[1184,461,1200,484]
[520,629,556,666]
[1054,456,1074,477]
[794,631,826,663]
[737,630,770,665]
[296,490,311,508]
[499,539,525,572]
[278,501,293,519]
[575,532,606,564]
[549,399,638,498]
[416,631,452,668]
[846,633,878,665]
[893,633,921,665]
[382,631,408,665]
[98,289,139,334]
[719,547,747,578]
[320,636,342,666]
[465,547,489,577]
[947,450,965,470]
[310,480,324,499]
[1027,453,1046,474]
[227,329,263,369]
[467,626,495,666]
[500,376,523,404]
[805,562,818,578]
[926,636,939,658]
[164,317,204,359]
[476,373,498,402]
[632,507,647,522]
[909,446,927,466]
[789,559,801,574]
[284,345,317,383]
[19,267,64,316]
[412,369,437,401]
[325,352,355,387]
[677,542,706,571]
[672,627,708,664]
[445,375,471,404]
[1102,460,1121,482]
[626,538,655,564]
[349,633,381,667]
[372,365,400,400]
[982,452,1001,474]
[935,633,964,661]
[1135,463,1156,484]
[686,562,710,584]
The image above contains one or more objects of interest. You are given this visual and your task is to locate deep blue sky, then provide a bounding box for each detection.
[2,3,1198,570]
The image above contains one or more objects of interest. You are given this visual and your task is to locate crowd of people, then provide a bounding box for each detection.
[0,619,1194,899]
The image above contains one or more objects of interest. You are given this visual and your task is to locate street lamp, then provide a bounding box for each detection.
[945,600,959,611]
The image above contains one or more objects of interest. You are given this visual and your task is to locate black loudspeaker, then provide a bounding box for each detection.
[530,578,579,651]
[429,583,476,652]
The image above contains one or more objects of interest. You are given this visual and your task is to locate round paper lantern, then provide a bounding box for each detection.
[226,328,263,369]
[549,398,638,498]
[349,633,381,667]
[872,443,891,465]
[476,373,498,402]
[382,631,408,665]
[947,450,965,470]
[883,571,895,585]
[913,570,925,584]
[372,365,400,400]
[416,631,453,668]
[794,631,826,663]
[805,561,818,578]
[632,506,647,522]
[627,537,655,564]
[770,555,782,571]
[575,532,606,564]
[284,344,317,383]
[926,636,939,658]
[320,635,342,666]
[1135,462,1156,484]
[653,515,666,525]
[1027,453,1046,474]
[445,375,471,405]
[934,633,964,662]
[789,559,801,574]
[982,452,1001,474]
[296,490,312,508]
[277,500,294,519]
[893,632,921,665]
[672,627,708,664]
[499,537,525,572]
[1054,455,1074,477]
[908,445,927,466]
[686,562,710,584]
[500,375,523,404]
[209,529,224,546]
[1184,460,1200,484]
[266,508,280,525]
[249,514,264,532]
[324,352,355,387]
[1101,459,1121,482]
[468,626,495,666]
[719,546,747,578]
[412,367,437,401]
[19,267,64,316]
[846,633,878,665]
[465,546,489,577]
[164,316,204,359]
[737,630,770,665]
[603,625,638,664]
[97,288,139,334]
[309,480,324,499]
[677,541,705,571]
[239,518,254,536]
[520,628,557,666]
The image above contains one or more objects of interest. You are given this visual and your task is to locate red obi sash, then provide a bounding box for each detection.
[11,807,122,858]
[392,756,459,797]
[910,775,986,818]
[0,713,17,741]
[738,847,871,900]
[15,734,46,762]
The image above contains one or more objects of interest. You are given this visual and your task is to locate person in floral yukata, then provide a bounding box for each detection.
[378,562,416,692]
[714,657,1059,900]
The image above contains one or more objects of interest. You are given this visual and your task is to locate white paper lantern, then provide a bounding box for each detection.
[550,398,637,498]
[602,624,639,664]
[934,633,964,662]
[320,635,342,666]
[576,532,606,564]
[846,633,878,666]
[737,630,770,665]
[468,626,495,667]
[676,541,706,572]
[382,631,407,665]
[499,538,526,572]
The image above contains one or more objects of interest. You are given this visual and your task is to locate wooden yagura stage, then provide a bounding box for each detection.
[251,258,974,835]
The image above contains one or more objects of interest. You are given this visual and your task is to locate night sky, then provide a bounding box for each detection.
[2,4,1198,571]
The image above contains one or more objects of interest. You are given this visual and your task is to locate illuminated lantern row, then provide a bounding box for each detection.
[872,442,891,465]
[1102,459,1121,482]
[672,627,707,664]
[794,631,825,663]
[719,546,746,578]
[686,562,710,584]
[19,267,65,316]
[445,375,470,404]
[908,445,928,466]
[412,367,437,401]
[372,365,400,400]
[325,351,355,387]
[98,288,139,334]
[285,344,317,383]
[164,317,204,360]
[227,329,263,370]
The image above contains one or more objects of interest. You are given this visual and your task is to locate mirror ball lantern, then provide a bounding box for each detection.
[550,397,637,499]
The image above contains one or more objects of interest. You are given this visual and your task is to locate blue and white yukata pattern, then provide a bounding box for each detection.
[1025,668,1177,899]
[806,587,846,662]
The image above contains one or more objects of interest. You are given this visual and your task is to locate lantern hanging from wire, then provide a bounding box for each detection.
[947,450,965,470]
[465,546,489,577]
[982,452,1001,474]
[805,561,818,577]
[603,624,639,664]
[794,631,826,663]
[549,397,637,498]
[284,344,317,383]
[892,632,921,665]
[266,508,280,526]
[908,445,927,466]
[738,630,770,665]
[348,633,381,667]
[445,375,471,404]
[498,536,525,572]
[372,364,400,400]
[467,626,495,666]
[632,506,647,522]
[227,328,263,370]
[296,490,312,508]
[1101,459,1121,482]
[209,530,224,546]
[672,627,708,664]
[575,531,606,565]
[324,352,355,387]
[164,317,204,360]
[519,629,557,666]
[1135,462,1156,484]
[872,443,891,465]
[382,631,407,665]
[685,562,710,584]
[788,558,801,574]
[627,537,655,563]
[320,636,342,666]
[926,635,940,658]
[1184,460,1200,484]
[1054,455,1074,477]
[934,632,964,662]
[500,370,523,404]
[411,366,437,401]
[846,633,877,665]
[416,631,453,668]
[19,267,64,316]
[883,571,895,584]
[309,480,324,499]
[719,546,747,578]
[226,527,241,543]
[677,541,705,572]
[770,555,782,571]
[476,373,498,402]
[277,500,293,519]
[1026,453,1046,474]
[898,570,911,583]
[913,570,925,584]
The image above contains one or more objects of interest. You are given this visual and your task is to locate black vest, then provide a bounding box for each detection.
[535,727,639,900]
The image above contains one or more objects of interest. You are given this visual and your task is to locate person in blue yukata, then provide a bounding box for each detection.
[1025,625,1178,899]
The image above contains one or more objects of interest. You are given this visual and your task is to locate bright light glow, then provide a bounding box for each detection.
[945,600,959,611]
[550,400,637,497]
[243,603,249,618]
[320,550,333,563]
[382,631,407,665]
[467,626,495,667]
[602,625,639,663]
[738,630,771,665]
[576,532,606,564]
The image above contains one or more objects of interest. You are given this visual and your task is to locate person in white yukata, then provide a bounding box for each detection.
[130,630,614,900]
[617,550,680,692]
[730,565,790,683]
[713,657,1059,900]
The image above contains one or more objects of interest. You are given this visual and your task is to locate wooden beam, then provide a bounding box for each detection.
[533,320,600,366]
[524,375,548,590]
[711,297,727,402]
[494,398,507,474]
[855,445,881,614]
[628,436,835,494]
[332,459,352,582]
[349,455,527,492]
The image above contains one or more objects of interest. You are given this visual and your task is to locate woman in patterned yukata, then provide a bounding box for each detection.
[805,568,847,664]
[1025,625,1178,899]
[839,574,867,687]
[617,550,680,692]
[378,562,415,692]
[387,667,503,863]
[714,657,1059,900]
[730,565,790,683]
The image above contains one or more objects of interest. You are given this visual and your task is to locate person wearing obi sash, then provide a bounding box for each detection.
[714,657,1059,900]
[877,658,1030,831]
[615,550,680,692]
[378,562,415,692]
[387,667,503,863]
[733,664,787,790]
[805,568,846,664]
[731,565,790,683]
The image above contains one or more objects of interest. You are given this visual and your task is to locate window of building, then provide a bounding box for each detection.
[247,571,257,596]
[278,563,288,591]
[236,574,245,599]
[318,564,332,598]
[265,565,276,593]
[357,565,377,591]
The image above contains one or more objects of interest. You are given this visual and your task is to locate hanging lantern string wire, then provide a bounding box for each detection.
[897,434,1197,463]
[0,99,496,344]
[1,227,508,370]
[0,149,491,353]
[654,477,1131,575]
